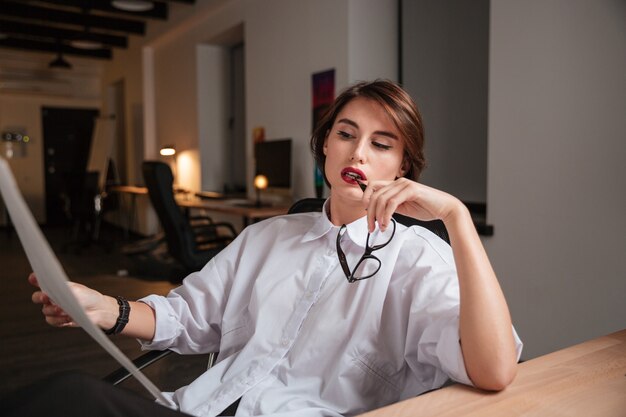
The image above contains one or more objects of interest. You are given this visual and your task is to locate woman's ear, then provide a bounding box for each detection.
[323,130,329,156]
[397,158,409,177]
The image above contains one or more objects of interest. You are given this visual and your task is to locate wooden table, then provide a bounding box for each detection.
[176,197,290,227]
[108,185,149,236]
[359,329,626,417]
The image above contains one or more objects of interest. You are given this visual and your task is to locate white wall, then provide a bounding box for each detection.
[486,0,626,359]
[246,0,397,200]
[348,0,398,83]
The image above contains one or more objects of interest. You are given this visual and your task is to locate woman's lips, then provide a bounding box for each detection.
[341,167,367,185]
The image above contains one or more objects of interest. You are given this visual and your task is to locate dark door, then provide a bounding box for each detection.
[42,107,99,225]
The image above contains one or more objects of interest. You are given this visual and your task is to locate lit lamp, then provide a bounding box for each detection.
[160,145,177,185]
[159,145,176,157]
[254,174,268,207]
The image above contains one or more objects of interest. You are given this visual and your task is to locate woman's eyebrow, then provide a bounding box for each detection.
[336,118,399,140]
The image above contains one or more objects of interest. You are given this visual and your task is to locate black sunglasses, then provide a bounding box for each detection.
[336,218,396,283]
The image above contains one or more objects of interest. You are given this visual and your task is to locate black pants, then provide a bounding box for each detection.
[0,371,239,417]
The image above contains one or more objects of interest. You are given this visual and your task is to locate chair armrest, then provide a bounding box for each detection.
[189,215,215,224]
[211,222,237,237]
[102,349,173,386]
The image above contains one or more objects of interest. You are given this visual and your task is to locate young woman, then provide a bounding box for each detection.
[9,80,521,417]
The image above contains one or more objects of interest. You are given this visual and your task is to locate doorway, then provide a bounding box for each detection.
[42,107,99,225]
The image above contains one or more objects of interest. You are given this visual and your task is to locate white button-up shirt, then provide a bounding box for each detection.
[140,202,522,417]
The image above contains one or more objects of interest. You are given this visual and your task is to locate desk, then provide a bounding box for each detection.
[108,185,148,236]
[176,198,290,227]
[359,329,626,417]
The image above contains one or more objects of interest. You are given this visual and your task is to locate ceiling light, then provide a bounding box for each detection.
[70,39,104,50]
[111,0,154,12]
[49,53,72,69]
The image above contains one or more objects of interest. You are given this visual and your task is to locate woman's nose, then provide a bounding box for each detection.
[350,139,367,163]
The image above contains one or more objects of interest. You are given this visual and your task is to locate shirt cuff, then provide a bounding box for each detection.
[435,320,473,386]
[137,294,185,351]
[437,323,524,387]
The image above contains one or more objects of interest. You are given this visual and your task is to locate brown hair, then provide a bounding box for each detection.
[310,79,426,187]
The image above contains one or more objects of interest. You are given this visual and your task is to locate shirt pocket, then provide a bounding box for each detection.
[347,352,403,405]
[220,314,252,358]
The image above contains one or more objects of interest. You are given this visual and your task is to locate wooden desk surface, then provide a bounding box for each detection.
[359,329,626,417]
[176,197,290,220]
[109,185,148,195]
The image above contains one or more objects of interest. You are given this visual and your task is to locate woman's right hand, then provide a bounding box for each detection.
[28,273,118,330]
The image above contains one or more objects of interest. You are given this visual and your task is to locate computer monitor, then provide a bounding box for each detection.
[255,139,291,189]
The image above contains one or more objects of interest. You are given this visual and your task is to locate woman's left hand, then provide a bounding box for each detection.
[362,177,463,233]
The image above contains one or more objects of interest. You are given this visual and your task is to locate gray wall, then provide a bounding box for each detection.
[486,0,626,359]
[403,0,626,359]
[402,0,489,203]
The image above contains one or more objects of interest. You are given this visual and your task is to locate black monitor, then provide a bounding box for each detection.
[255,139,291,189]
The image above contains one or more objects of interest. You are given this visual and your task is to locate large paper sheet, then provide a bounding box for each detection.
[0,157,173,407]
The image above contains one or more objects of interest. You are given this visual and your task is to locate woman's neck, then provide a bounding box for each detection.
[328,193,367,226]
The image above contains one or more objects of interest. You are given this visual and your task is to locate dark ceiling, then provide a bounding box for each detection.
[0,0,195,60]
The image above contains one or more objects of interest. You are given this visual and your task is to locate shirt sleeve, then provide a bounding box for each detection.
[404,230,523,389]
[137,231,244,354]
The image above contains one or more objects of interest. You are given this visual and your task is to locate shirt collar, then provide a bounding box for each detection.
[301,199,369,248]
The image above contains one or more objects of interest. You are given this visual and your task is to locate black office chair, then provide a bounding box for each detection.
[288,198,450,244]
[62,171,112,253]
[142,161,237,277]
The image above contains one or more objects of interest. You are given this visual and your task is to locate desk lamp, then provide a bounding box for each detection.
[254,174,268,207]
[160,145,177,185]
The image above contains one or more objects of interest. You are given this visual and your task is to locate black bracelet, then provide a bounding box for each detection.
[104,296,130,335]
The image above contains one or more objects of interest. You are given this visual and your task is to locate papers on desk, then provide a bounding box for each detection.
[0,157,173,407]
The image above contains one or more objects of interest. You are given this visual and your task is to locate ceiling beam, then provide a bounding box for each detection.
[0,1,145,34]
[0,19,128,48]
[0,38,112,59]
[29,0,168,20]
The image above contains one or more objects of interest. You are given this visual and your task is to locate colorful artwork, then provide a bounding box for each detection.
[312,69,335,198]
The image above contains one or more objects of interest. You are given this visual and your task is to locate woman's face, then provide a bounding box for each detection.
[323,97,406,201]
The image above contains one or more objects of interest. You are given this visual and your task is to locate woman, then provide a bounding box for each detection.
[8,80,521,417]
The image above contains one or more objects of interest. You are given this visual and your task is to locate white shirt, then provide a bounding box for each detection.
[140,201,523,417]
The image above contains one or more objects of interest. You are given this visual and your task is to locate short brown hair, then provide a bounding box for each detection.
[310,79,426,187]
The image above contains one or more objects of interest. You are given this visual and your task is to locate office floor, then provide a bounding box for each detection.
[0,224,208,398]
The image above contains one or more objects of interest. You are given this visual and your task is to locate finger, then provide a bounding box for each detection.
[46,315,75,328]
[31,290,51,305]
[372,181,406,231]
[41,303,66,317]
[362,185,376,232]
[28,273,39,288]
[365,181,387,232]
[385,180,416,222]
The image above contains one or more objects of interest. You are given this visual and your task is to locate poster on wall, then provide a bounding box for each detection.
[312,69,335,198]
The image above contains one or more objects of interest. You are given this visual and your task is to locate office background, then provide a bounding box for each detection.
[0,0,624,362]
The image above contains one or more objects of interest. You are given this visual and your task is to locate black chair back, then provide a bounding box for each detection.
[288,198,450,244]
[142,161,222,270]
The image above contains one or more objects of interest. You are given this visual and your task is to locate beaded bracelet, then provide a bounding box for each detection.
[104,296,130,335]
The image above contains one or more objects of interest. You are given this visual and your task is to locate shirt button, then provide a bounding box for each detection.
[281,337,289,347]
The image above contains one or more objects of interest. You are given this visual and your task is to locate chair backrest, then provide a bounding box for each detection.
[288,198,450,244]
[142,161,200,268]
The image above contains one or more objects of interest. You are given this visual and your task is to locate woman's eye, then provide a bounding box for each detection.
[337,130,353,139]
[372,141,392,150]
